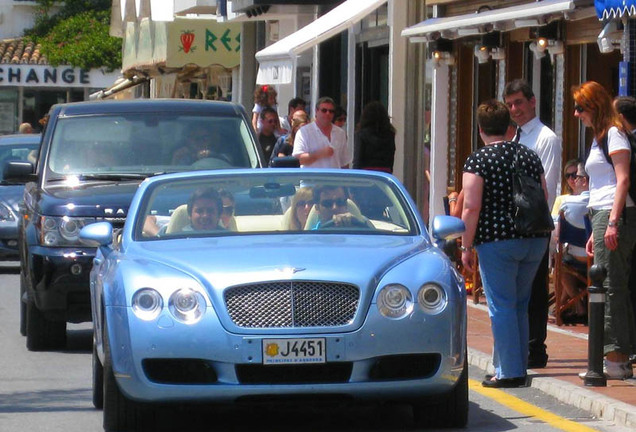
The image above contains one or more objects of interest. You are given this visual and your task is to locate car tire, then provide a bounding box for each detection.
[93,341,104,409]
[103,320,152,431]
[19,271,27,336]
[25,299,66,351]
[412,358,468,429]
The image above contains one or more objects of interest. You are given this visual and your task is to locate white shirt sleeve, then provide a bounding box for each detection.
[534,131,562,209]
[292,126,308,157]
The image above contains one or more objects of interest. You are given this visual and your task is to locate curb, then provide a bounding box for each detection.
[468,347,636,429]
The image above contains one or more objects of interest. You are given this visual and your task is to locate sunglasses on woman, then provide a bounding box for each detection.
[574,104,585,113]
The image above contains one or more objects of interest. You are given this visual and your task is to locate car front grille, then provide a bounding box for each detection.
[224,281,359,328]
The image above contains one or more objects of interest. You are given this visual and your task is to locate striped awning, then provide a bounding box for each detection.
[595,0,636,19]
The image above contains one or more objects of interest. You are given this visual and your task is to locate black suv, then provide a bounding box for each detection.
[4,99,263,350]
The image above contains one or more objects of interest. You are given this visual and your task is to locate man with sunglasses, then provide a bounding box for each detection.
[311,185,368,229]
[293,97,352,168]
[504,79,562,370]
[258,107,279,161]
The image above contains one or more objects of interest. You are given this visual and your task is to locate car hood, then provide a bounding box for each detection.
[39,182,141,217]
[131,235,430,289]
[0,185,25,212]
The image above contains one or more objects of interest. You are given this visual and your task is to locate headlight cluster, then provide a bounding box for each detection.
[132,287,206,324]
[0,202,15,222]
[40,216,96,246]
[377,283,447,318]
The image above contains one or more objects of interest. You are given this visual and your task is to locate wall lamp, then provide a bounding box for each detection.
[474,45,490,64]
[529,37,564,61]
[597,20,623,54]
[432,50,456,66]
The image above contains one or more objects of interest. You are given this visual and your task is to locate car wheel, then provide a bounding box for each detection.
[412,359,468,429]
[103,320,152,431]
[19,271,27,336]
[93,341,104,409]
[26,299,66,351]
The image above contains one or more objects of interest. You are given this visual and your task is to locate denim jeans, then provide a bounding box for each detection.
[476,237,549,379]
[591,208,636,356]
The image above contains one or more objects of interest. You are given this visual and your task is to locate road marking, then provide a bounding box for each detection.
[469,379,599,432]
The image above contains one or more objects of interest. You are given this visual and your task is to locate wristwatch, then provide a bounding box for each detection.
[459,245,473,252]
[608,220,618,227]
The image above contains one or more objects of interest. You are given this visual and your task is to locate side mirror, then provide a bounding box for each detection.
[80,222,113,249]
[3,161,35,183]
[270,156,300,168]
[431,215,465,241]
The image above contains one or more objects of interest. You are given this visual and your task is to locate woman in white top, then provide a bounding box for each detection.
[573,81,636,379]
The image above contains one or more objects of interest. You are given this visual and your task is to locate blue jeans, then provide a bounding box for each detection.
[476,237,549,379]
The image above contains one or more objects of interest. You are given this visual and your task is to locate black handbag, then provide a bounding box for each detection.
[512,143,554,235]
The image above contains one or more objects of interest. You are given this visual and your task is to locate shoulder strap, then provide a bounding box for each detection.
[599,134,613,166]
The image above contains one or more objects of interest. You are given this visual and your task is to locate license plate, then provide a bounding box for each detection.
[262,338,326,364]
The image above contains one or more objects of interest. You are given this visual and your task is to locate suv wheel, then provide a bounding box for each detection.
[26,299,67,351]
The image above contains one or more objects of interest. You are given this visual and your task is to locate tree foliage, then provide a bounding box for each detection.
[25,0,121,71]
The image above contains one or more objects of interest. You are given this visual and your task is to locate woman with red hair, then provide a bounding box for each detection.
[573,81,636,379]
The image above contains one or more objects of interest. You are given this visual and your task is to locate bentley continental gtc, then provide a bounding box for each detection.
[80,169,467,431]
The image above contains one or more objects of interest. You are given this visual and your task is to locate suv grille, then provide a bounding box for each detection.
[224,282,359,328]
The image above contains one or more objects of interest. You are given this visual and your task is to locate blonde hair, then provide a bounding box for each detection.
[287,112,309,146]
[285,188,313,231]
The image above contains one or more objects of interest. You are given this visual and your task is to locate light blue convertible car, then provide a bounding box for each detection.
[81,169,467,431]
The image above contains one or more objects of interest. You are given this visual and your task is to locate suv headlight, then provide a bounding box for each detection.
[377,284,413,319]
[0,202,15,222]
[40,216,96,246]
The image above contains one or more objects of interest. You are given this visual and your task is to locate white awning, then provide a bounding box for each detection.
[401,0,595,42]
[255,0,387,84]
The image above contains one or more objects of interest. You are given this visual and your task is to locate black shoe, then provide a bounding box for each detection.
[481,376,527,388]
[484,374,494,381]
[528,355,548,369]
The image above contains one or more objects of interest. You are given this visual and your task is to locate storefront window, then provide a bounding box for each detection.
[0,89,18,134]
[23,89,67,132]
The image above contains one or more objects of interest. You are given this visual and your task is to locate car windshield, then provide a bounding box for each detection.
[46,113,258,180]
[136,172,418,240]
[0,140,40,179]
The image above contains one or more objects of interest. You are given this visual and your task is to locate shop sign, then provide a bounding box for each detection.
[0,65,120,88]
[167,18,241,69]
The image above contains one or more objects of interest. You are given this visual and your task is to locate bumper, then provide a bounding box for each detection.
[29,245,95,322]
[106,301,466,404]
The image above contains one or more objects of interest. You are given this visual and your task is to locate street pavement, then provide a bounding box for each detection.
[467,298,636,429]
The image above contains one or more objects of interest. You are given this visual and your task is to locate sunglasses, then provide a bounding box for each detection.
[295,200,312,208]
[564,172,578,179]
[574,104,585,113]
[265,118,277,124]
[320,198,347,208]
[319,108,335,114]
[221,205,234,214]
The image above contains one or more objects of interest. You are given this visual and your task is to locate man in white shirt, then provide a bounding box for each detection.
[293,97,351,168]
[504,79,562,369]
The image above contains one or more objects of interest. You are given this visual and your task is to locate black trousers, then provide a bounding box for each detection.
[528,245,550,359]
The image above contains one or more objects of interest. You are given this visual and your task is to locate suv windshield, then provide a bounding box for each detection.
[46,113,258,180]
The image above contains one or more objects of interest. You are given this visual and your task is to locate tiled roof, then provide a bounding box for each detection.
[0,38,48,65]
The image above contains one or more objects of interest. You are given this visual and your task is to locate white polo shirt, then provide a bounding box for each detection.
[293,122,352,168]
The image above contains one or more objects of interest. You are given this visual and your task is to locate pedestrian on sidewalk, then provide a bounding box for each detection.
[461,100,549,388]
[353,101,395,173]
[573,81,636,379]
[504,79,562,369]
[293,96,351,168]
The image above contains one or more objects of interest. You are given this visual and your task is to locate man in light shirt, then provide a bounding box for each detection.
[293,97,351,168]
[504,79,562,370]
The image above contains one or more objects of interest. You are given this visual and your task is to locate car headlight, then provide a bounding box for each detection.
[40,216,96,246]
[169,288,206,324]
[0,202,15,222]
[132,288,163,321]
[377,284,413,319]
[418,283,447,314]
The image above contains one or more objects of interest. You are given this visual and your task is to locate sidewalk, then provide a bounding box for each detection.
[466,299,636,428]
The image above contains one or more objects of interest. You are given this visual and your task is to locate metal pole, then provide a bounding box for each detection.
[583,264,607,387]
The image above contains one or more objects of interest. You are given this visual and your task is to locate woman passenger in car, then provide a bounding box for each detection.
[282,187,313,231]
